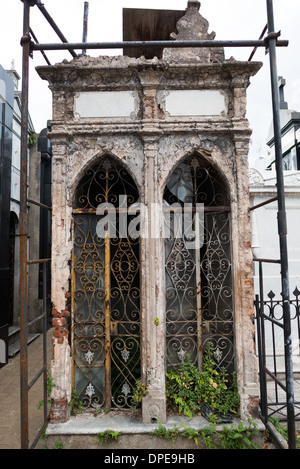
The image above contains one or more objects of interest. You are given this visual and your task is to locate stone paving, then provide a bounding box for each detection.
[0,329,53,449]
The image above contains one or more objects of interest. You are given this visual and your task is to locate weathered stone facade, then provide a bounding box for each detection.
[37,1,262,424]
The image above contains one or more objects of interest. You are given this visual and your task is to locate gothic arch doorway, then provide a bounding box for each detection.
[163,153,234,373]
[72,155,141,410]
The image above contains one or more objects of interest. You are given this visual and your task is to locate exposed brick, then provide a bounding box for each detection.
[49,398,70,423]
[52,308,63,318]
[52,317,67,327]
[53,329,63,338]
[62,309,71,317]
[248,396,260,419]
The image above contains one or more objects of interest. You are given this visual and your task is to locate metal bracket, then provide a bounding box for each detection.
[20,33,34,58]
[265,31,282,44]
[263,30,283,54]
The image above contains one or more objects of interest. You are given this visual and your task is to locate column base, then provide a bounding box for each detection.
[142,394,167,424]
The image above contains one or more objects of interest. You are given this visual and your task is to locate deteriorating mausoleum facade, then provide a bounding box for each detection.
[37,1,262,424]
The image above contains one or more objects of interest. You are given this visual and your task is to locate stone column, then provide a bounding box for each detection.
[231,76,249,120]
[233,134,260,419]
[141,135,167,424]
[49,137,72,423]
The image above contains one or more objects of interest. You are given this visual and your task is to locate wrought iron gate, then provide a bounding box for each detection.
[164,155,234,372]
[72,157,141,410]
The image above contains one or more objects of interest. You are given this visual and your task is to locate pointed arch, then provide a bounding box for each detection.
[163,151,234,373]
[72,153,139,211]
[163,150,231,208]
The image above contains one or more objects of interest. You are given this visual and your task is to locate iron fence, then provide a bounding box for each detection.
[254,259,299,448]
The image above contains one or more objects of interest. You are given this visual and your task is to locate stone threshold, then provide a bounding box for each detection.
[46,412,264,436]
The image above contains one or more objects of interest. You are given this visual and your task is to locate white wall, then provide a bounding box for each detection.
[250,168,300,371]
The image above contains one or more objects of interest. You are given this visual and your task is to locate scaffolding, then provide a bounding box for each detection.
[18,0,295,449]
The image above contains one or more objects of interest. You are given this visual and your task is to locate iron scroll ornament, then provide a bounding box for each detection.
[164,155,234,372]
[72,157,141,410]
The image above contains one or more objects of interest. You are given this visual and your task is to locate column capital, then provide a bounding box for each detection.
[142,134,160,157]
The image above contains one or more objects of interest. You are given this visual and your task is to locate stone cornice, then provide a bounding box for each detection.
[36,57,262,91]
[46,118,251,140]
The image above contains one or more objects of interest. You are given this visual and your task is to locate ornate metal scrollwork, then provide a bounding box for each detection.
[164,155,234,372]
[72,156,141,410]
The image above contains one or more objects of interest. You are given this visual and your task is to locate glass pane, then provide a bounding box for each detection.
[73,214,106,408]
[72,156,141,410]
[110,229,141,408]
[282,148,297,171]
[165,222,198,368]
[164,154,234,373]
[201,212,234,372]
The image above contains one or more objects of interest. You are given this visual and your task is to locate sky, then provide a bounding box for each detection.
[1,0,300,165]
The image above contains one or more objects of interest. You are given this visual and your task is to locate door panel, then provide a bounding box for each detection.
[72,157,141,409]
[164,156,234,373]
[73,214,106,408]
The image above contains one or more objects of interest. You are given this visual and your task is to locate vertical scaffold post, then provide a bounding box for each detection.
[266,0,295,449]
[20,0,31,450]
[82,1,89,56]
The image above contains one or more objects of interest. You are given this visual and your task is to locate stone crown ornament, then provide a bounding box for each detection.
[163,0,224,63]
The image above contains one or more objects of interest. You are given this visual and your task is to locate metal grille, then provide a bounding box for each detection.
[164,155,233,371]
[201,212,233,370]
[255,265,300,426]
[72,157,140,410]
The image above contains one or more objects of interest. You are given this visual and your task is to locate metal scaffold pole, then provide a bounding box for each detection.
[266,0,296,449]
[19,0,31,450]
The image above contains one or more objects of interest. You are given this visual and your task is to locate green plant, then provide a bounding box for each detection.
[154,317,159,326]
[198,424,218,449]
[200,343,239,416]
[131,379,147,411]
[166,356,201,418]
[37,369,56,410]
[69,389,84,415]
[38,426,49,449]
[95,430,121,445]
[150,420,260,449]
[267,417,300,448]
[268,417,288,441]
[150,423,216,448]
[165,343,239,420]
[28,133,37,147]
[180,425,217,447]
[150,423,182,443]
[181,426,200,446]
[54,440,64,449]
[219,419,259,449]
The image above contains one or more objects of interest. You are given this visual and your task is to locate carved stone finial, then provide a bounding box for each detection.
[187,0,201,10]
[172,1,215,42]
[163,1,224,63]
